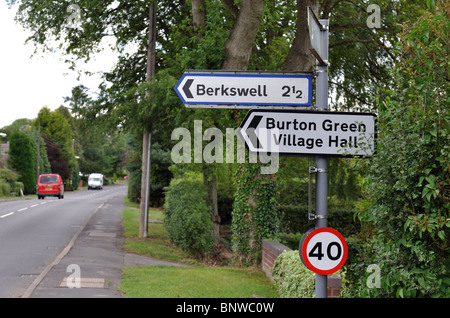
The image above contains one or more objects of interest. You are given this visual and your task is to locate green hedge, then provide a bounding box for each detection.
[0,179,11,197]
[273,250,316,298]
[273,250,346,298]
[278,204,360,236]
[0,168,23,197]
[163,172,214,257]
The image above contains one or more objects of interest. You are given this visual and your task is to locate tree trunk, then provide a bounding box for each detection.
[221,0,264,70]
[195,1,264,248]
[221,0,268,265]
[281,0,318,72]
[191,0,206,38]
[203,167,221,244]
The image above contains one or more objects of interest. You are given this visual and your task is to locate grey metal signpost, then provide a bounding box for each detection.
[308,7,329,298]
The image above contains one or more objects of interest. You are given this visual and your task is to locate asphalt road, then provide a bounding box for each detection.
[0,183,127,298]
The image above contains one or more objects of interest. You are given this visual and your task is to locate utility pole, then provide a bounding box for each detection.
[139,1,156,238]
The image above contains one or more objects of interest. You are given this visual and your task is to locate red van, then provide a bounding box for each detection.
[37,174,64,199]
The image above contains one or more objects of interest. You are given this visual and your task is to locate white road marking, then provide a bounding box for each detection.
[0,212,14,218]
[18,208,28,212]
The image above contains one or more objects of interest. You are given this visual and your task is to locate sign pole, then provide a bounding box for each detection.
[313,17,329,298]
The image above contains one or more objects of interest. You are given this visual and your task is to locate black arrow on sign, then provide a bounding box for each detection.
[183,79,194,98]
[246,115,263,149]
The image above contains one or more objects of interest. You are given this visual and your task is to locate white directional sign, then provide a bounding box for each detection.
[300,227,348,275]
[238,110,376,157]
[175,71,312,108]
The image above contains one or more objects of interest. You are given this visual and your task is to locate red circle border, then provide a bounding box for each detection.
[301,227,348,275]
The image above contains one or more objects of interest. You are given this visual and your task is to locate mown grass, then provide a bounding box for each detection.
[121,206,200,266]
[120,266,279,298]
[120,197,279,298]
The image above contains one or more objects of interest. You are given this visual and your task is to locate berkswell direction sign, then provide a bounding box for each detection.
[238,110,377,157]
[175,71,312,108]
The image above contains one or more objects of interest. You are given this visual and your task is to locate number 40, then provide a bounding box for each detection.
[308,241,342,261]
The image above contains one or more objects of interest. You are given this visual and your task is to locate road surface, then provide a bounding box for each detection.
[0,184,127,298]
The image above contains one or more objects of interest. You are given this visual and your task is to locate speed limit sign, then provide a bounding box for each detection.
[300,227,348,275]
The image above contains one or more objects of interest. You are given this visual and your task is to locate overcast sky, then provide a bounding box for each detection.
[0,3,117,129]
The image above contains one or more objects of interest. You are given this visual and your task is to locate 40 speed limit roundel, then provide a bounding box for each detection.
[300,227,348,275]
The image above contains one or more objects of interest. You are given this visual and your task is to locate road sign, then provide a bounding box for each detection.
[238,110,376,157]
[300,227,348,275]
[307,7,328,66]
[174,71,312,108]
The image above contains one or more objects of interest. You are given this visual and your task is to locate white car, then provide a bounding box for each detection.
[88,173,104,190]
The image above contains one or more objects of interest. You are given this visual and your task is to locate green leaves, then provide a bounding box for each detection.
[8,130,36,194]
[420,174,439,202]
[360,4,449,298]
[231,162,278,265]
[163,172,215,257]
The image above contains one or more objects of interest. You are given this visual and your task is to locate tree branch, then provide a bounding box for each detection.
[221,0,238,20]
[329,80,371,107]
[221,0,264,70]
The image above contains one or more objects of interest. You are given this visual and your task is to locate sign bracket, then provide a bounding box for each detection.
[309,166,327,173]
[308,164,329,221]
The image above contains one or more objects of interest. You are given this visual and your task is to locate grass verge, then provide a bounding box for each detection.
[120,196,279,298]
[121,205,200,266]
[120,266,278,298]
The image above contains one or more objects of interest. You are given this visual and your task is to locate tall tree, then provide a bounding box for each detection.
[34,107,76,182]
[8,130,36,194]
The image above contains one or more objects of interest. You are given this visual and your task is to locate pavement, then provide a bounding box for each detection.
[24,193,188,298]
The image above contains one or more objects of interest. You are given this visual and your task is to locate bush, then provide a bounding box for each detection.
[0,179,11,197]
[273,250,346,298]
[269,232,303,250]
[278,204,360,236]
[359,6,449,297]
[273,250,315,298]
[13,182,24,195]
[127,169,141,203]
[163,172,214,257]
[0,168,19,197]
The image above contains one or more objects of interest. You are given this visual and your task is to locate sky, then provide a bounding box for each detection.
[0,2,117,129]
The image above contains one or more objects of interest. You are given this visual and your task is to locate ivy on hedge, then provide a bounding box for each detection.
[231,163,278,266]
